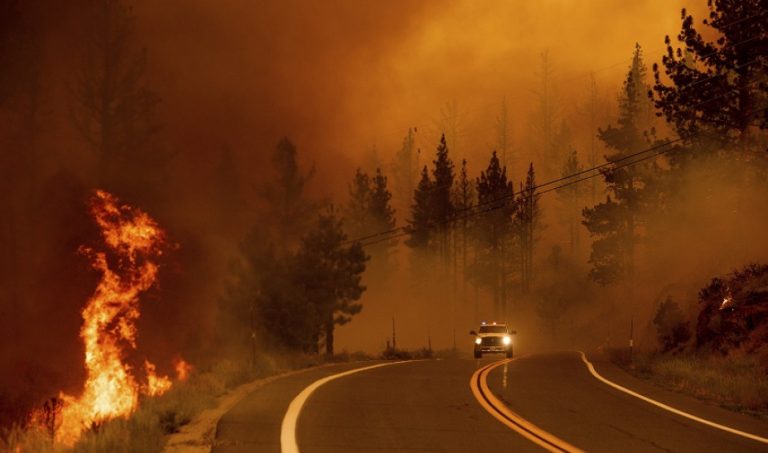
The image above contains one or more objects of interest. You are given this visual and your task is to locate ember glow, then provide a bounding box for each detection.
[720,295,733,311]
[174,358,193,382]
[52,190,171,445]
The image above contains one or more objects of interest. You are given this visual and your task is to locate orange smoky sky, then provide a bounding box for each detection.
[135,0,703,201]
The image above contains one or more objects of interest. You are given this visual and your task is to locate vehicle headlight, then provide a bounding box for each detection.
[475,337,482,345]
[502,336,511,345]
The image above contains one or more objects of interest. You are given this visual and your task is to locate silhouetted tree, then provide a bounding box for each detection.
[517,163,540,293]
[652,1,768,156]
[431,134,455,262]
[475,151,515,316]
[261,137,318,253]
[439,101,464,162]
[583,45,654,286]
[390,128,419,214]
[255,245,319,353]
[345,167,397,276]
[531,50,561,178]
[579,73,610,204]
[452,159,475,306]
[406,166,433,250]
[653,297,691,352]
[556,150,584,253]
[345,168,371,239]
[71,0,167,206]
[368,168,397,257]
[294,208,368,355]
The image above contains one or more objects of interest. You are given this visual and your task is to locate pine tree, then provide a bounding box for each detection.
[583,45,653,286]
[368,168,397,261]
[531,50,561,179]
[71,0,167,207]
[517,163,541,293]
[262,137,318,253]
[293,208,368,355]
[390,128,419,214]
[556,150,584,254]
[452,159,475,307]
[431,134,455,261]
[580,73,610,204]
[439,101,464,163]
[475,151,515,316]
[406,166,433,249]
[652,1,768,155]
[345,168,371,239]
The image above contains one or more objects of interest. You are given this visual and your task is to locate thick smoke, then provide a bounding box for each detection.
[0,0,740,427]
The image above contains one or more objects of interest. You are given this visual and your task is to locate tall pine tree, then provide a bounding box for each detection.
[293,208,368,355]
[556,150,584,254]
[406,166,433,250]
[583,45,654,286]
[652,1,768,156]
[453,159,475,307]
[71,0,167,208]
[517,163,541,293]
[431,134,455,263]
[475,151,515,317]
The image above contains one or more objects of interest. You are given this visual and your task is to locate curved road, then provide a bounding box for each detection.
[213,352,768,452]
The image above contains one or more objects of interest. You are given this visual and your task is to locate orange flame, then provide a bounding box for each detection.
[174,358,192,382]
[144,361,173,397]
[52,190,171,445]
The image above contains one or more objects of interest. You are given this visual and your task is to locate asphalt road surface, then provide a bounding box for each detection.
[213,352,768,452]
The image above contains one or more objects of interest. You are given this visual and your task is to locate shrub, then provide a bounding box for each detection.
[653,297,691,352]
[696,263,768,353]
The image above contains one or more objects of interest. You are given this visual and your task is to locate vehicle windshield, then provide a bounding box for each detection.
[479,325,507,334]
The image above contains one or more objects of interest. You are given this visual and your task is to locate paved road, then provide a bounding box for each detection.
[213,353,768,452]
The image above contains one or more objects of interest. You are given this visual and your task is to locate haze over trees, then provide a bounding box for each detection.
[1,0,767,434]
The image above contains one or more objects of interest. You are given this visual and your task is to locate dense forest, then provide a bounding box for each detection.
[0,0,766,438]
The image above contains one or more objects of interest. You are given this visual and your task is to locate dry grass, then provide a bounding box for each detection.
[1,350,375,452]
[608,348,768,417]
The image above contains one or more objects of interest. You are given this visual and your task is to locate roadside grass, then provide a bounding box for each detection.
[1,350,376,453]
[607,348,768,417]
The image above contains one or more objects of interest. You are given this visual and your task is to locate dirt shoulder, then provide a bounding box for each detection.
[162,364,335,453]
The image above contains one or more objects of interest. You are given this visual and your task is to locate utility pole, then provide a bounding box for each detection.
[249,299,257,370]
[392,316,397,351]
[629,317,634,363]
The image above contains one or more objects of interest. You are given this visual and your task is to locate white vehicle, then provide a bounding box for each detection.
[470,322,515,359]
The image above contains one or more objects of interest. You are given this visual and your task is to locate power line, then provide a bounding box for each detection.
[352,104,768,248]
[345,25,767,246]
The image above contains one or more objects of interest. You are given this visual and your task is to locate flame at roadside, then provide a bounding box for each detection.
[49,190,173,445]
[174,358,192,382]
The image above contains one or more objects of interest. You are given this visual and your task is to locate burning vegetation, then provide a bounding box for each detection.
[29,191,183,446]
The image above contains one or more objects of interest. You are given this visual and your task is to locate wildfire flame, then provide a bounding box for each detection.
[174,358,192,382]
[144,361,173,397]
[50,190,174,445]
[720,295,733,310]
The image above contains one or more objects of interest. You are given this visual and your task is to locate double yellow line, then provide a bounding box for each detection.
[470,359,585,453]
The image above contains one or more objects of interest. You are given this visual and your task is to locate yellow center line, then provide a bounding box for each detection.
[578,351,768,445]
[470,359,586,453]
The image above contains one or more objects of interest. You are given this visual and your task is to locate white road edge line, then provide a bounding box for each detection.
[280,361,411,453]
[578,351,768,445]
